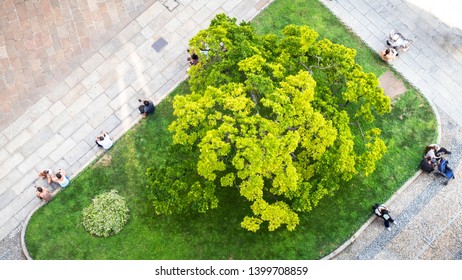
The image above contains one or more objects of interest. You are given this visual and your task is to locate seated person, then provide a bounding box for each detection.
[424,144,451,160]
[138,99,156,118]
[36,186,52,203]
[187,50,199,65]
[380,48,398,62]
[38,169,53,184]
[51,169,70,188]
[420,156,436,173]
[199,42,210,56]
[95,131,113,149]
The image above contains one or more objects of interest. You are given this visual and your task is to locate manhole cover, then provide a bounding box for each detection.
[161,0,179,11]
[152,37,168,52]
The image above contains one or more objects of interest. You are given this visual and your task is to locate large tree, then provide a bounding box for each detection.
[147,14,390,232]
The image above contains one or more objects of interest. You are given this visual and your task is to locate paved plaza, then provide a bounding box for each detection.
[1,0,462,260]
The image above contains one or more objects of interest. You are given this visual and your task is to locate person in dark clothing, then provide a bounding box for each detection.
[372,204,396,231]
[420,156,436,173]
[138,99,155,118]
[187,49,199,65]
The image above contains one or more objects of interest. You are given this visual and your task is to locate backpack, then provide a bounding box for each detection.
[372,204,389,217]
[438,159,449,173]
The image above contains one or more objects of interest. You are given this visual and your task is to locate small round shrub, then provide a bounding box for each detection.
[82,190,130,237]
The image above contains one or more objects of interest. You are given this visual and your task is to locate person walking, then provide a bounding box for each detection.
[373,204,397,231]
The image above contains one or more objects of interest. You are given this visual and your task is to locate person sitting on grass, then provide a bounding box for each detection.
[187,49,199,65]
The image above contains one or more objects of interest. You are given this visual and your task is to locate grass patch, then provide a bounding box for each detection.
[26,0,436,259]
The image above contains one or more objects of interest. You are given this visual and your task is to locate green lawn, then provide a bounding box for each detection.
[25,0,436,259]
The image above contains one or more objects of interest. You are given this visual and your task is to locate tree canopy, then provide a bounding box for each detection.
[147,14,390,232]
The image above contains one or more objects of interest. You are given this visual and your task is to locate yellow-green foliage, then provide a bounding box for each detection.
[161,14,390,232]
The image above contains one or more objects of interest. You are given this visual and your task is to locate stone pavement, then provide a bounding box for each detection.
[328,111,462,260]
[321,0,462,259]
[322,0,462,127]
[0,0,274,259]
[0,0,158,131]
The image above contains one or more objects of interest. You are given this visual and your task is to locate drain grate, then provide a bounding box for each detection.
[152,37,168,52]
[161,0,179,11]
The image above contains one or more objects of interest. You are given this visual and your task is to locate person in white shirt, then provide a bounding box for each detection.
[95,131,113,150]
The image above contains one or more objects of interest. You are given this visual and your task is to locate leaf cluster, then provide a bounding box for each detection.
[149,14,391,232]
[81,190,130,237]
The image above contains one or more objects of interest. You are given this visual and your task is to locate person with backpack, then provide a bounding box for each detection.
[372,204,397,231]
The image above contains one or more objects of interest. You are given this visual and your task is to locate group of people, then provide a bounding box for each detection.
[35,168,70,203]
[420,144,451,173]
[35,99,156,203]
[380,30,412,62]
[373,143,453,231]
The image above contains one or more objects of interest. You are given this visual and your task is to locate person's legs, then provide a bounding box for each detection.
[437,147,451,155]
[95,140,103,148]
[384,219,390,228]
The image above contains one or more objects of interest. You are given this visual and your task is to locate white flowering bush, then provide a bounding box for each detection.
[82,190,130,237]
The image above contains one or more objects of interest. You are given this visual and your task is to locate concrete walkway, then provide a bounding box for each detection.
[0,0,273,259]
[321,0,462,259]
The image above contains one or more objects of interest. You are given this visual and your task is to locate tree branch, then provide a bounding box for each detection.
[350,121,365,142]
